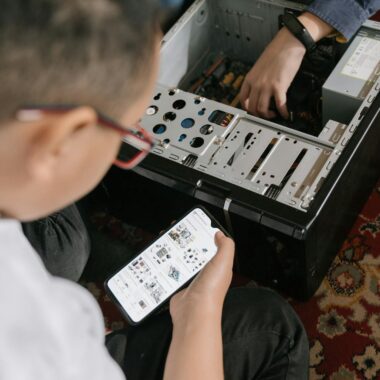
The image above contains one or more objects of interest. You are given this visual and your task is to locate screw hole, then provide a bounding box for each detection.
[190,137,204,148]
[173,100,186,110]
[163,112,176,122]
[146,105,158,116]
[181,118,195,129]
[153,124,166,135]
[200,124,214,135]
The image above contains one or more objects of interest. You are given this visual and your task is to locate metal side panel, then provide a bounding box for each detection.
[140,86,342,212]
[139,1,380,214]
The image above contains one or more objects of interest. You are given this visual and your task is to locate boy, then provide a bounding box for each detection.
[0,1,308,379]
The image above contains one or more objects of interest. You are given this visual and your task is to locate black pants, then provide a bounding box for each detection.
[22,204,90,281]
[106,287,309,380]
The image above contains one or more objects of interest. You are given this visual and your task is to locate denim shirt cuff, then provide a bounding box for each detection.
[307,0,371,39]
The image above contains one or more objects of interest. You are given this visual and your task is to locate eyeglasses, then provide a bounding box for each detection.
[16,105,155,170]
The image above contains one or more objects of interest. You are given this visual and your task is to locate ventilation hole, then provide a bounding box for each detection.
[246,36,251,41]
[153,124,166,135]
[163,138,170,144]
[194,98,202,105]
[168,89,176,96]
[173,100,186,110]
[146,105,158,116]
[153,93,161,101]
[293,140,298,144]
[198,108,206,116]
[181,118,195,129]
[163,112,176,122]
[200,124,214,135]
[178,134,187,142]
[270,175,275,178]
[190,137,204,148]
[236,34,240,39]
[262,172,266,176]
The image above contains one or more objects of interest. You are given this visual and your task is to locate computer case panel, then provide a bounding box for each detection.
[110,0,380,299]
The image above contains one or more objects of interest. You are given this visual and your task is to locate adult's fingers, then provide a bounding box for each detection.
[274,87,289,119]
[248,85,260,116]
[257,90,277,119]
[239,79,251,110]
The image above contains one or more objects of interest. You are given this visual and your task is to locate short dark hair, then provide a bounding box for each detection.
[0,0,161,122]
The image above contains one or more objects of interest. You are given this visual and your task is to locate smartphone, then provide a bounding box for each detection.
[105,207,227,325]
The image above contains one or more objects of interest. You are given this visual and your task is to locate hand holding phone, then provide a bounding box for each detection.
[169,231,234,326]
[105,207,233,325]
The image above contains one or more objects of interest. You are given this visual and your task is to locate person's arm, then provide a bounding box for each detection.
[240,0,380,119]
[239,11,333,119]
[164,232,234,380]
[308,0,380,40]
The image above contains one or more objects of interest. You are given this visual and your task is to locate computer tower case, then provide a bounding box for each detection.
[108,0,380,300]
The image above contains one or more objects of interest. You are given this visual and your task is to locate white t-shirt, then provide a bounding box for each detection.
[0,219,125,380]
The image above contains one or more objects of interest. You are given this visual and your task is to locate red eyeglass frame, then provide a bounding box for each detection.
[16,105,155,170]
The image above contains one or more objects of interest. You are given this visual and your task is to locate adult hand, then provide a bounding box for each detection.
[240,27,306,119]
[239,12,334,119]
[169,231,234,326]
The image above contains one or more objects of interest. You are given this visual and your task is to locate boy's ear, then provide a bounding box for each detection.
[26,107,98,180]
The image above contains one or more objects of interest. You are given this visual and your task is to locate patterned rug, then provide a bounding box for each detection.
[84,178,380,380]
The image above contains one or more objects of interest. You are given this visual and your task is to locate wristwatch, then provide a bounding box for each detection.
[282,12,317,53]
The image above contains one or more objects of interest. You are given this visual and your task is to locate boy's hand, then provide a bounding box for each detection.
[169,231,234,326]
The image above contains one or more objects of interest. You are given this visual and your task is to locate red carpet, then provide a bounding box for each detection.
[85,178,380,379]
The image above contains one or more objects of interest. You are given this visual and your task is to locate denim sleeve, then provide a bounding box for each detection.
[308,0,380,39]
[160,0,185,7]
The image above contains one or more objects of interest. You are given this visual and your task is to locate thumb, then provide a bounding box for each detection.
[202,231,235,278]
[239,79,251,111]
[185,231,235,300]
[274,88,289,120]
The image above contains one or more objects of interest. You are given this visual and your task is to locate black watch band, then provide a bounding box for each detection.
[283,12,317,53]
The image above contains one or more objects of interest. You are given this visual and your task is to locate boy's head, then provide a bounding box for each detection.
[0,0,162,221]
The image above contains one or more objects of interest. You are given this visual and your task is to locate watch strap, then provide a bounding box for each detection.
[283,12,317,53]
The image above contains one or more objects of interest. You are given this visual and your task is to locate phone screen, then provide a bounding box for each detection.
[106,208,221,324]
